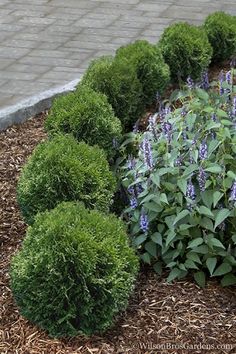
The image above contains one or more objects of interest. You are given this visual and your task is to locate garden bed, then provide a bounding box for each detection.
[0,112,236,354]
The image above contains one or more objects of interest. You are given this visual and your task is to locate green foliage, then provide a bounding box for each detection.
[116,40,170,106]
[80,56,143,130]
[159,22,213,81]
[204,11,236,62]
[17,135,116,224]
[45,86,122,158]
[10,202,139,337]
[118,70,236,287]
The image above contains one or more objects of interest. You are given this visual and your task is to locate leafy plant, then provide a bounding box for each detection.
[45,86,122,159]
[118,69,236,287]
[204,11,236,62]
[10,201,139,337]
[159,22,213,81]
[80,56,143,130]
[17,134,116,224]
[116,40,170,106]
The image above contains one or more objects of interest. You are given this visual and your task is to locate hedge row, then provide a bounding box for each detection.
[11,11,236,339]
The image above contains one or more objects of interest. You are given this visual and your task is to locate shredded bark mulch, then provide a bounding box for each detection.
[0,106,236,354]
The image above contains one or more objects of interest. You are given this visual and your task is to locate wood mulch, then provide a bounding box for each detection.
[1,68,236,353]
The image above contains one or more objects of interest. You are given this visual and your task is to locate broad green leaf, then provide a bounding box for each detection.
[186,252,202,264]
[213,191,224,208]
[145,241,157,258]
[185,259,199,270]
[187,237,204,249]
[232,234,236,244]
[151,232,162,246]
[213,263,232,276]
[227,171,236,179]
[141,252,151,264]
[221,274,236,287]
[173,209,189,225]
[206,257,217,276]
[160,193,169,205]
[200,217,214,232]
[216,108,228,118]
[166,230,176,247]
[144,202,163,213]
[151,173,160,187]
[214,209,231,230]
[194,271,206,288]
[208,238,225,249]
[134,234,147,246]
[205,165,222,173]
[153,261,162,275]
[198,205,214,218]
[201,190,213,209]
[167,268,181,282]
[177,178,187,195]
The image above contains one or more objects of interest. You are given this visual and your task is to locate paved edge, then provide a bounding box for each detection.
[0,78,81,131]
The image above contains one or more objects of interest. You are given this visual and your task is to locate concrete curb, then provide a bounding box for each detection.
[0,77,81,131]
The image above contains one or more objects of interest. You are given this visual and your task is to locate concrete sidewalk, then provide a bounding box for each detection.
[0,0,235,124]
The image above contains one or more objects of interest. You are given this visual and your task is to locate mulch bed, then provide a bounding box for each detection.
[1,66,236,353]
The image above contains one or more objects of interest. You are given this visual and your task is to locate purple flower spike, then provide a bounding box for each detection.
[130,197,138,209]
[140,211,149,233]
[230,58,236,69]
[148,114,158,139]
[197,167,207,192]
[219,71,225,95]
[232,97,236,117]
[201,70,209,90]
[187,76,194,89]
[230,181,236,202]
[128,156,136,171]
[199,140,208,160]
[186,180,196,201]
[226,71,232,85]
[140,137,153,170]
[211,113,217,122]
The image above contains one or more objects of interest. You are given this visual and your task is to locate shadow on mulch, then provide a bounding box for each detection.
[0,79,236,354]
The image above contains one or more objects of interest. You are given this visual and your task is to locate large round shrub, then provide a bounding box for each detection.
[17,135,116,224]
[204,11,236,62]
[45,86,122,158]
[116,40,170,106]
[159,22,213,81]
[80,56,143,130]
[10,202,139,337]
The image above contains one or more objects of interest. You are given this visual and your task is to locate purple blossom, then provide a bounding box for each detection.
[186,180,196,201]
[230,58,236,68]
[229,181,236,202]
[162,122,172,143]
[181,107,187,117]
[127,186,135,195]
[136,183,143,195]
[197,167,207,192]
[140,137,153,170]
[199,140,208,160]
[211,113,217,122]
[130,197,138,209]
[219,71,225,95]
[148,114,158,139]
[226,71,232,85]
[201,70,209,90]
[175,156,183,167]
[232,97,236,117]
[187,76,194,89]
[140,211,149,233]
[128,156,136,171]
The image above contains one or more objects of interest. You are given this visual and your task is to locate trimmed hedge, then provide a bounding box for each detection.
[45,86,122,158]
[10,202,139,337]
[17,135,116,224]
[159,22,213,81]
[116,40,170,106]
[80,56,143,130]
[204,11,236,62]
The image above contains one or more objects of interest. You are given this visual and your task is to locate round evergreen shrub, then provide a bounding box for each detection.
[45,86,122,158]
[10,202,139,337]
[80,56,143,130]
[204,11,236,62]
[116,40,170,106]
[159,22,213,81]
[17,135,116,224]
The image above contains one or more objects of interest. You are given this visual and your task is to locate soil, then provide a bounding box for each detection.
[1,62,236,354]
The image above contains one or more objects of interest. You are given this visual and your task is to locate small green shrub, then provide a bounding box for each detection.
[116,40,170,106]
[45,86,122,158]
[159,22,213,81]
[10,202,139,338]
[204,11,236,62]
[118,70,236,287]
[17,135,116,224]
[80,56,143,130]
